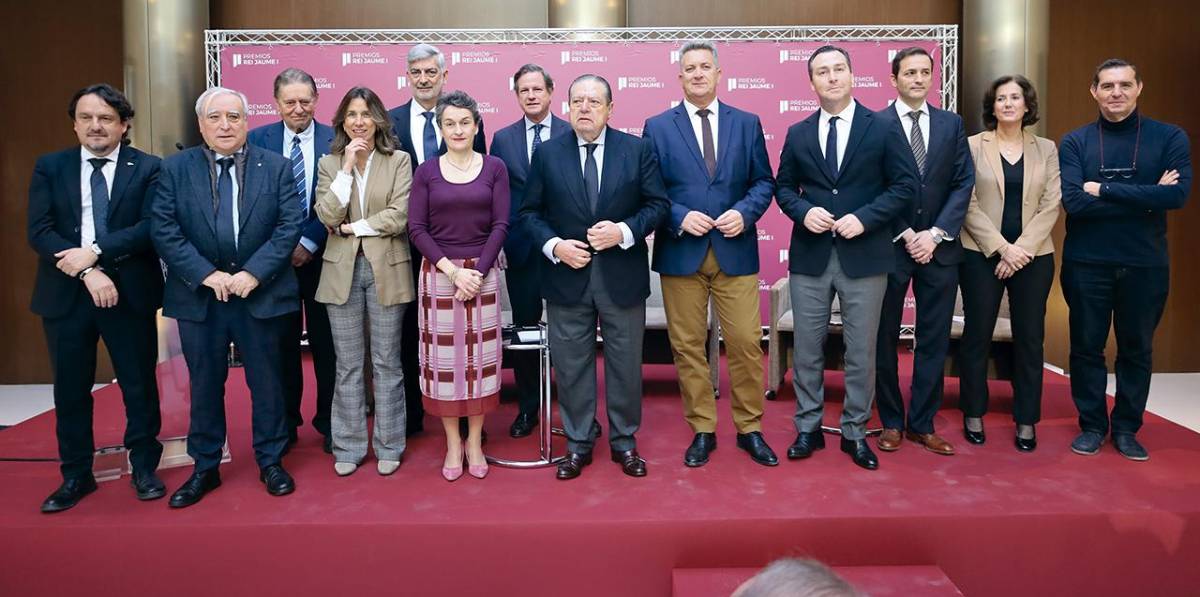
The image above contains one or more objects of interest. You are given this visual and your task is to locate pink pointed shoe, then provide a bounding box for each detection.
[443,444,464,482]
[467,446,489,479]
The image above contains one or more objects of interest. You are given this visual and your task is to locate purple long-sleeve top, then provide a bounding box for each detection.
[408,155,511,276]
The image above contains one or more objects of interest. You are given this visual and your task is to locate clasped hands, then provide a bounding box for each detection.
[681,209,745,238]
[803,207,864,239]
[202,270,260,302]
[898,229,938,265]
[449,266,484,302]
[553,220,625,270]
[994,243,1032,280]
[54,247,118,308]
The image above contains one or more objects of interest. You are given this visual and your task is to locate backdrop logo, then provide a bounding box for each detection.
[778,249,789,263]
[476,101,500,115]
[452,50,499,65]
[617,126,644,136]
[617,76,665,90]
[853,75,882,89]
[779,99,819,114]
[314,77,335,91]
[888,49,899,63]
[561,100,569,115]
[670,50,681,64]
[231,53,277,68]
[561,49,608,64]
[669,100,681,109]
[342,51,388,67]
[247,102,277,117]
[396,76,408,90]
[778,49,811,63]
[757,230,775,241]
[727,77,775,91]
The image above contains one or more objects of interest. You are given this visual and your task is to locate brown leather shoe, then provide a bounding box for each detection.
[877,428,903,452]
[555,452,593,480]
[905,431,955,456]
[610,449,647,477]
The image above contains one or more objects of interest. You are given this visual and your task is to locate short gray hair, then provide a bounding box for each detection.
[435,90,482,127]
[732,559,861,597]
[679,40,719,68]
[194,86,248,118]
[407,43,445,69]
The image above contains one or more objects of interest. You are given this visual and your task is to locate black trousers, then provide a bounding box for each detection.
[282,257,335,437]
[504,256,545,417]
[42,300,162,480]
[401,243,424,433]
[178,300,289,472]
[1061,260,1168,436]
[957,250,1054,425]
[875,250,958,434]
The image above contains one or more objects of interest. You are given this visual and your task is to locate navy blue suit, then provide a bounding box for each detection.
[248,120,337,440]
[27,144,164,480]
[152,144,302,472]
[489,114,570,417]
[874,103,975,435]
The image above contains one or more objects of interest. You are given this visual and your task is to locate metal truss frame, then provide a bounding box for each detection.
[205,25,958,110]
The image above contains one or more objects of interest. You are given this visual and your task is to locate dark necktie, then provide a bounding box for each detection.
[422,111,438,164]
[908,111,927,175]
[290,136,308,217]
[696,108,717,178]
[87,158,110,239]
[216,157,238,266]
[825,115,840,178]
[530,123,545,163]
[583,143,600,212]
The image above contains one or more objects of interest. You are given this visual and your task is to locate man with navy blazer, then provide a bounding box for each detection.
[775,46,920,471]
[642,41,777,468]
[248,68,337,454]
[489,63,570,439]
[387,43,486,435]
[152,87,302,507]
[520,75,669,480]
[28,84,164,512]
[873,47,974,457]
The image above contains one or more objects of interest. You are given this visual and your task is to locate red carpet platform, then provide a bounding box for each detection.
[2,352,1199,596]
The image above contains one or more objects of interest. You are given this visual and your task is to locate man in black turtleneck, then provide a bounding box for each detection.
[1059,58,1192,461]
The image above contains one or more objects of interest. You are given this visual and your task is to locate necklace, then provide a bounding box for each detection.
[445,152,477,172]
[997,131,1022,159]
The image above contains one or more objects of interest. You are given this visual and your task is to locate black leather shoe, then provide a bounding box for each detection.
[963,420,986,445]
[787,431,826,460]
[260,465,295,496]
[736,431,779,466]
[322,434,333,454]
[840,438,879,470]
[611,449,647,477]
[684,432,717,467]
[40,476,98,513]
[1114,433,1149,461]
[509,412,538,439]
[169,470,221,509]
[556,452,593,480]
[131,470,166,501]
[1015,433,1037,452]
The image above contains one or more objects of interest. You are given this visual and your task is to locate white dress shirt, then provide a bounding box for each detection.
[409,102,443,165]
[683,97,720,159]
[79,145,119,249]
[818,99,856,171]
[283,121,319,252]
[525,114,552,161]
[329,150,380,237]
[542,127,634,263]
[893,100,930,154]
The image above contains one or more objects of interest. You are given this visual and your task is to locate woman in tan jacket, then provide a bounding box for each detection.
[959,75,1061,452]
[315,86,414,476]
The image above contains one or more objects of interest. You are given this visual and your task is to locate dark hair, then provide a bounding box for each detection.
[568,74,612,104]
[807,45,852,79]
[435,90,482,128]
[891,47,931,77]
[1092,58,1140,86]
[68,83,134,142]
[273,67,318,98]
[513,63,554,92]
[981,74,1040,130]
[330,86,397,155]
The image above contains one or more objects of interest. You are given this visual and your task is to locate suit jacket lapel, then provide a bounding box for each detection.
[804,116,836,185]
[562,131,590,216]
[108,145,135,216]
[838,104,871,181]
[66,151,83,227]
[920,109,942,182]
[981,131,1006,200]
[1021,131,1038,209]
[189,149,217,235]
[361,151,387,218]
[715,102,734,178]
[598,128,625,212]
[239,146,264,228]
[671,106,708,179]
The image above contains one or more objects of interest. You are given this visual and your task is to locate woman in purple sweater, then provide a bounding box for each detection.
[408,90,510,481]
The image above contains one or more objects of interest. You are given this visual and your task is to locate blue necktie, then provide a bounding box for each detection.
[530,123,545,163]
[87,158,109,240]
[216,157,238,267]
[290,136,307,217]
[825,115,840,178]
[422,111,438,164]
[584,143,600,213]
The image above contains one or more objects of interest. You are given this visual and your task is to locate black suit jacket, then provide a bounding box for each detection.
[775,102,920,278]
[878,104,975,266]
[387,99,487,173]
[519,126,669,308]
[27,144,164,318]
[489,114,571,267]
[247,120,335,253]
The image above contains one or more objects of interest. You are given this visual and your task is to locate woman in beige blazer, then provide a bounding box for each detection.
[959,75,1061,452]
[315,86,414,477]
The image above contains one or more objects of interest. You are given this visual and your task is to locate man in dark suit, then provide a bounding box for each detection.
[152,87,302,507]
[873,47,974,457]
[386,43,486,435]
[27,84,164,513]
[247,68,336,454]
[775,46,920,471]
[489,63,570,438]
[520,74,669,480]
[642,41,777,468]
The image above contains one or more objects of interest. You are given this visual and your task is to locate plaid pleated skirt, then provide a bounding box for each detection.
[417,257,502,417]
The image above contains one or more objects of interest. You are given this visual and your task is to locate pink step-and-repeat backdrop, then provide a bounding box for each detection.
[220,40,942,324]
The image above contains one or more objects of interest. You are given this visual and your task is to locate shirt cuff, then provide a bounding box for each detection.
[930,226,954,242]
[331,171,353,207]
[351,219,379,237]
[299,236,318,253]
[617,222,634,250]
[542,237,563,264]
[893,227,915,243]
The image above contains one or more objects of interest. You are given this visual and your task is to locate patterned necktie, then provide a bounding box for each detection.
[825,115,840,178]
[530,123,545,163]
[696,108,717,178]
[290,136,307,217]
[422,111,438,164]
[87,158,110,239]
[908,110,927,175]
[583,143,600,212]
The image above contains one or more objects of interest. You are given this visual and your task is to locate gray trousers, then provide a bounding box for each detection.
[327,255,407,463]
[547,265,646,454]
[789,252,887,440]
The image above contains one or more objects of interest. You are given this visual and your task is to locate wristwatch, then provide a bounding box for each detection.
[930,227,947,244]
[78,266,96,280]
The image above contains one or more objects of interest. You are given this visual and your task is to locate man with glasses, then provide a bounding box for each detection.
[1059,58,1192,461]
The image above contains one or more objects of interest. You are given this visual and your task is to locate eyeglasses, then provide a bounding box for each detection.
[1099,167,1137,180]
[1097,113,1140,180]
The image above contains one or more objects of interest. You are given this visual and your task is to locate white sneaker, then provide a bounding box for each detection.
[333,462,358,476]
[377,459,401,476]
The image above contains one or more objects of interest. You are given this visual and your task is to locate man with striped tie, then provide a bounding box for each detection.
[248,68,337,454]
